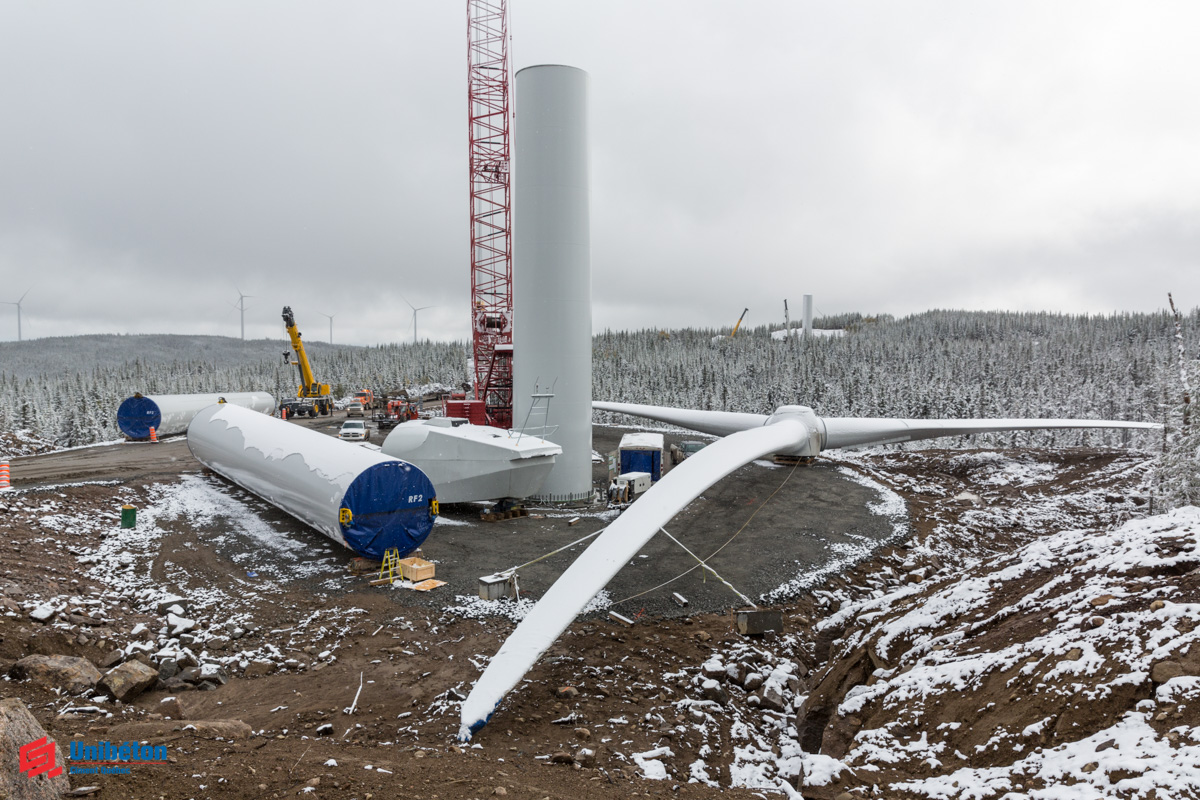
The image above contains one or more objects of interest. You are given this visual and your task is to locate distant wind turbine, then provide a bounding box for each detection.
[2,288,31,341]
[399,294,434,343]
[320,312,335,345]
[232,287,255,340]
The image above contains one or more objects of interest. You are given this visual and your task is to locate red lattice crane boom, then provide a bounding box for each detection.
[467,0,513,429]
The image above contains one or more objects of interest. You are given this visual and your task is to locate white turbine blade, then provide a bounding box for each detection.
[593,401,768,438]
[822,417,1161,450]
[459,418,810,740]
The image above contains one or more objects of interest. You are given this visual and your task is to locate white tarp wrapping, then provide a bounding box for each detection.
[118,392,275,439]
[187,404,437,559]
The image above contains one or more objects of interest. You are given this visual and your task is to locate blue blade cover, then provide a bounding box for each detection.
[340,460,437,559]
[116,395,162,440]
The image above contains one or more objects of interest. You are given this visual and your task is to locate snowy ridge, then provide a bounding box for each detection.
[798,503,1200,797]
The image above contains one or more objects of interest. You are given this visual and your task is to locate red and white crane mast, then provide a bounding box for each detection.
[467,0,514,429]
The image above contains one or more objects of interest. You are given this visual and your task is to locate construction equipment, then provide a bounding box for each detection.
[374,398,419,432]
[281,306,332,417]
[467,0,514,429]
[354,390,381,411]
[731,308,749,337]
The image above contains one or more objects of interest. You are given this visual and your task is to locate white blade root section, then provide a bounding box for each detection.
[458,419,809,739]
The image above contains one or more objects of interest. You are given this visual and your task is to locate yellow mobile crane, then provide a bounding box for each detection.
[730,308,749,337]
[281,306,333,417]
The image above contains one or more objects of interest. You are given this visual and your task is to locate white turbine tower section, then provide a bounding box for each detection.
[459,400,1161,737]
[803,294,813,338]
[512,65,592,501]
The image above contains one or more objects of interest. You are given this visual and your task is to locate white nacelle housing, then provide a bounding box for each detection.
[764,405,825,457]
[381,419,561,503]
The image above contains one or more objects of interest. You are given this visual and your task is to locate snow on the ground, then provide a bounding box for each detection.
[601,449,1196,799]
[447,590,614,623]
[17,475,375,685]
[893,710,1200,800]
[784,489,1199,799]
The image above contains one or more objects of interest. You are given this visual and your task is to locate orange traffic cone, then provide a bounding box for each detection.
[149,426,158,443]
[0,461,10,490]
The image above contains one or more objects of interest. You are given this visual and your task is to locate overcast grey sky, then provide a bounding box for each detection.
[1,1,1197,345]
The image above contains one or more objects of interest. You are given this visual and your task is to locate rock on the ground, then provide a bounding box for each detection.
[188,719,252,739]
[159,696,187,720]
[701,679,729,705]
[244,660,276,678]
[0,698,71,800]
[97,650,123,669]
[762,683,788,711]
[107,718,252,741]
[1152,660,1186,684]
[158,659,180,681]
[28,603,56,623]
[100,660,159,702]
[155,595,189,614]
[12,655,101,695]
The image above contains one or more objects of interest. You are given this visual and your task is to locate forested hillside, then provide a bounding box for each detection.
[0,336,470,451]
[593,310,1191,450]
[1,309,1195,454]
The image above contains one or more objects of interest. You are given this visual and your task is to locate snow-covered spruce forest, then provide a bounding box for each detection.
[0,309,1195,455]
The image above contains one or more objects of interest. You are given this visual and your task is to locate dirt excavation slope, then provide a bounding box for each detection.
[1,439,1197,799]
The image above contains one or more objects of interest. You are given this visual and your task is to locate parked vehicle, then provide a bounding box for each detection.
[354,390,383,410]
[671,440,708,464]
[338,420,370,441]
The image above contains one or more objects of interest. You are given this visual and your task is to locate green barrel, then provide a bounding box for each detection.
[120,504,137,528]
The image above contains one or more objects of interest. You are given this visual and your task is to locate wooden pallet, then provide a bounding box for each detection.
[479,507,529,523]
[772,454,814,466]
[349,557,383,576]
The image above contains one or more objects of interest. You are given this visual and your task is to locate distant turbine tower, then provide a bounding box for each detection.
[320,312,335,345]
[2,288,31,342]
[233,287,255,340]
[399,294,434,343]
